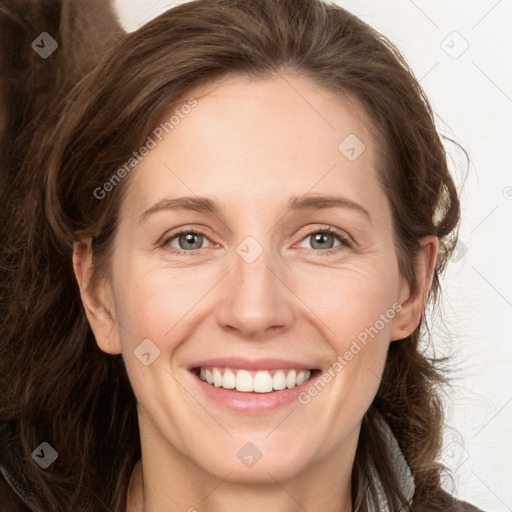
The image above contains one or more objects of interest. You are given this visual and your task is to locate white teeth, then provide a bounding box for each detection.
[213,368,223,387]
[272,370,287,390]
[253,371,273,393]
[198,367,313,393]
[235,369,253,392]
[286,370,297,389]
[222,369,236,389]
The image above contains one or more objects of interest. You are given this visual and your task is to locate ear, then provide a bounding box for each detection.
[72,238,121,354]
[389,235,438,342]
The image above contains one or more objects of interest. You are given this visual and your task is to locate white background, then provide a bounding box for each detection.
[112,1,512,510]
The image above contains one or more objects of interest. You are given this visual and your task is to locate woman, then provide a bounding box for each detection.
[0,0,484,510]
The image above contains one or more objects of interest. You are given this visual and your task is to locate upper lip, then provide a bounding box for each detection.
[188,357,316,371]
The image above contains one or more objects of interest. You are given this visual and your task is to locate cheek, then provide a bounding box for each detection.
[110,263,225,398]
[291,255,400,342]
[291,257,400,406]
[111,270,201,422]
[112,256,215,341]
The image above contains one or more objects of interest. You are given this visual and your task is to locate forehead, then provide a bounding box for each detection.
[123,72,386,223]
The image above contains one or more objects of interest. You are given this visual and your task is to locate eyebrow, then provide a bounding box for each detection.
[139,193,371,223]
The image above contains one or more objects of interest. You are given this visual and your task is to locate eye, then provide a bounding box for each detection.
[296,227,351,255]
[161,229,212,255]
[160,226,352,256]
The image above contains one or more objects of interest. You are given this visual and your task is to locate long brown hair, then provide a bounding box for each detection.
[0,0,464,510]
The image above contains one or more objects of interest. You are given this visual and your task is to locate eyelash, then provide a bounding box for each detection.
[159,226,352,257]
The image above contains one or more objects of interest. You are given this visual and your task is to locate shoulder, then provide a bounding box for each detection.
[430,488,487,512]
[0,471,32,512]
[453,498,486,512]
[0,423,34,512]
[442,490,486,512]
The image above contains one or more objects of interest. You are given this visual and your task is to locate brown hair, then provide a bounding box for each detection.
[0,0,464,510]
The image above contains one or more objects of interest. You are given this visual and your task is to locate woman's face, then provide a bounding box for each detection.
[81,73,427,484]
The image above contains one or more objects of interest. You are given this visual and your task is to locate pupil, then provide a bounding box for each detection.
[180,233,202,250]
[312,233,332,249]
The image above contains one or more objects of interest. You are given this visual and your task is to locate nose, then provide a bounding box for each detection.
[215,241,296,341]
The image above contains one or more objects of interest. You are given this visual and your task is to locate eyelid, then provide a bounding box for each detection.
[296,225,352,244]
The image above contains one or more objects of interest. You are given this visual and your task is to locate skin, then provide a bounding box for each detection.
[73,72,437,512]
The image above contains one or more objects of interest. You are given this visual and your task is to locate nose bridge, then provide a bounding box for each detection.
[216,232,294,339]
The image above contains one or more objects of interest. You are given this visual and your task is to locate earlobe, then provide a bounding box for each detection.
[389,235,438,341]
[72,239,121,355]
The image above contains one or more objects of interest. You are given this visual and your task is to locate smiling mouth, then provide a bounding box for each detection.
[192,367,320,393]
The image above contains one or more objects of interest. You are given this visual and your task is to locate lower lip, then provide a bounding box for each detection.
[189,370,319,413]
